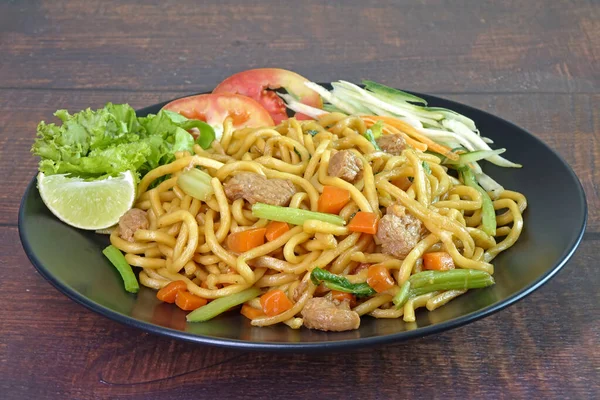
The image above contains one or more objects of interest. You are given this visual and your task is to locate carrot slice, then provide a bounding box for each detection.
[331,290,357,308]
[423,252,456,271]
[391,176,413,191]
[227,227,267,253]
[156,280,188,303]
[318,185,351,214]
[240,304,265,320]
[363,115,459,160]
[366,264,395,293]
[260,289,294,316]
[348,211,379,234]
[175,291,207,311]
[265,221,290,242]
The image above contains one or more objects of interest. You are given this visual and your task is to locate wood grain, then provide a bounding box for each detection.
[1,0,598,399]
[0,0,598,94]
[1,225,598,399]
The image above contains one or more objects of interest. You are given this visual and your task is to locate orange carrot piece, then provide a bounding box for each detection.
[260,289,294,316]
[391,176,413,191]
[240,304,265,320]
[348,211,379,234]
[364,115,459,160]
[366,264,395,293]
[423,252,456,271]
[318,185,351,214]
[331,290,357,308]
[265,221,290,242]
[227,227,267,253]
[175,290,207,311]
[156,280,188,303]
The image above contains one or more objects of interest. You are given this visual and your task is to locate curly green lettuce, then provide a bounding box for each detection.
[31,103,215,177]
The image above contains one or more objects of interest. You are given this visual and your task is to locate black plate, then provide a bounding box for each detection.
[19,90,587,351]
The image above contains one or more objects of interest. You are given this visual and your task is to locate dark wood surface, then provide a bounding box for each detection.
[1,1,598,398]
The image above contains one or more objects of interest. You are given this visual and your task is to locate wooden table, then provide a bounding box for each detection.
[1,1,598,398]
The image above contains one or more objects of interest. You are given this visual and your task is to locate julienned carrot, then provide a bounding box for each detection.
[175,291,207,311]
[366,264,395,293]
[362,117,427,152]
[363,115,459,161]
[331,290,357,307]
[227,227,267,253]
[423,252,455,271]
[157,280,188,303]
[318,185,351,214]
[265,221,290,242]
[240,304,265,320]
[347,211,379,234]
[260,289,294,316]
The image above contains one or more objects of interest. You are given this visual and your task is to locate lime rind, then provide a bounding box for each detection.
[37,171,136,230]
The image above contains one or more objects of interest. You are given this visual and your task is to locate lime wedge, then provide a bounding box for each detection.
[37,171,136,230]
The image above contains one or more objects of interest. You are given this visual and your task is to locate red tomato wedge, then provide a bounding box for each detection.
[162,93,274,131]
[213,68,323,124]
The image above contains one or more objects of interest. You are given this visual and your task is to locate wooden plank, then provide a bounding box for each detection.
[1,89,597,231]
[1,224,597,399]
[0,0,598,94]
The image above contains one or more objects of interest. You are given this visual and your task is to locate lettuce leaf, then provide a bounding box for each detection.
[32,103,215,178]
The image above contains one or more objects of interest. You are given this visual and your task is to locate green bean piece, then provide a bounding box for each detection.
[409,269,494,296]
[459,166,496,236]
[393,281,411,308]
[252,203,346,226]
[102,245,139,294]
[186,287,261,322]
[310,268,376,297]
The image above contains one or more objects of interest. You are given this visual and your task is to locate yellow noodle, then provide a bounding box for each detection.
[404,292,439,322]
[112,113,526,331]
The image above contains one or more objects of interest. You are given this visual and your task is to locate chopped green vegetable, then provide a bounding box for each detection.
[281,79,523,172]
[32,104,215,178]
[422,161,432,174]
[426,107,477,131]
[102,245,139,293]
[443,119,521,168]
[459,166,496,236]
[276,93,328,120]
[364,128,381,151]
[186,287,261,322]
[322,103,345,113]
[363,80,428,105]
[311,268,376,297]
[408,269,494,296]
[370,121,383,139]
[307,129,319,136]
[305,81,363,115]
[177,168,214,201]
[444,149,506,165]
[252,203,346,226]
[392,281,410,308]
[393,281,411,308]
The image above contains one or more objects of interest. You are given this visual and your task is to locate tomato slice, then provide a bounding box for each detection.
[162,93,274,135]
[213,68,323,124]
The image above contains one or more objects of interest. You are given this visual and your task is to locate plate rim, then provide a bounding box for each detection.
[19,90,588,351]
